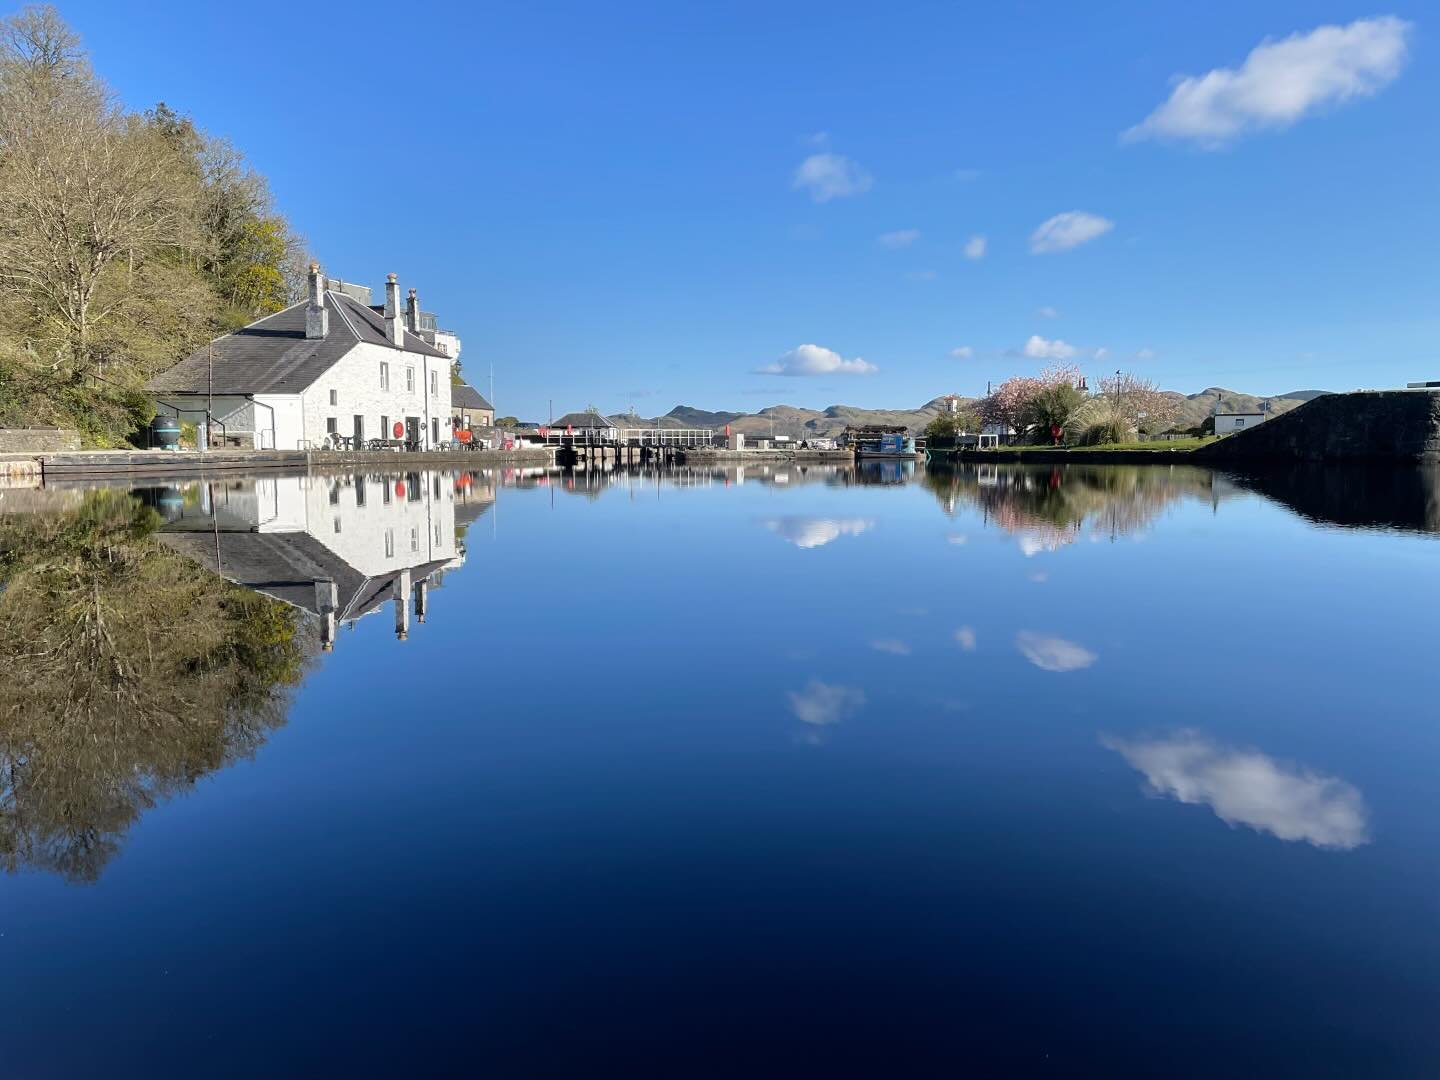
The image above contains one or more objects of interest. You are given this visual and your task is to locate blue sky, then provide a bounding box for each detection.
[57,0,1439,419]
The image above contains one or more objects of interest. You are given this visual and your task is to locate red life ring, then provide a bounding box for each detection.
[393,421,405,438]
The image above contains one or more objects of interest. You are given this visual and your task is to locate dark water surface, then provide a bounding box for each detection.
[2,462,1438,1077]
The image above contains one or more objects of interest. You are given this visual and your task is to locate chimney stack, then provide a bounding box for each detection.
[393,569,411,640]
[406,288,420,334]
[305,263,328,339]
[384,273,405,347]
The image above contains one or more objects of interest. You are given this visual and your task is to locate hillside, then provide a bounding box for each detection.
[599,387,1330,440]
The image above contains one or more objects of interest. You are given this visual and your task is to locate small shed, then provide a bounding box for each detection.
[1215,410,1267,433]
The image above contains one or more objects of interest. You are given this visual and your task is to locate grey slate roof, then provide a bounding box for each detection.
[552,411,614,430]
[452,383,493,411]
[148,290,448,397]
[156,527,449,624]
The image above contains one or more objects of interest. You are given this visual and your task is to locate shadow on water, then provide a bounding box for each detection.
[1220,464,1440,535]
[918,461,1440,538]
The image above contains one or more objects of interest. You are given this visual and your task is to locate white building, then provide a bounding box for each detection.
[1214,410,1267,434]
[155,470,465,649]
[149,265,453,450]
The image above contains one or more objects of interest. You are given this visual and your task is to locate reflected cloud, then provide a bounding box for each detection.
[947,533,968,546]
[761,516,875,549]
[787,680,867,726]
[1028,571,1049,583]
[870,638,911,656]
[1016,631,1096,672]
[1102,730,1370,850]
[954,626,977,651]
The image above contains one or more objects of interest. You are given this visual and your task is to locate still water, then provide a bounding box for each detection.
[2,461,1438,1077]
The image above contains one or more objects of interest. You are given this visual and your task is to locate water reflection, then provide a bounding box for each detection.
[761,516,875,549]
[1102,730,1370,850]
[154,471,466,648]
[0,489,310,881]
[1015,631,1098,672]
[922,463,1221,547]
[787,680,867,726]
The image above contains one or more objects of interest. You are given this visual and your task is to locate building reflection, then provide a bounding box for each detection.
[154,471,471,649]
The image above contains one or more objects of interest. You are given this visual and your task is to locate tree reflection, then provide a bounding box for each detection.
[920,463,1219,545]
[0,490,310,882]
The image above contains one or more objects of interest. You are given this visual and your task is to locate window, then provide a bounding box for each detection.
[1233,418,1245,429]
[326,417,338,436]
[380,414,389,440]
[384,529,395,558]
[430,370,438,396]
[432,418,440,445]
[380,362,390,390]
[406,368,415,393]
[329,388,338,406]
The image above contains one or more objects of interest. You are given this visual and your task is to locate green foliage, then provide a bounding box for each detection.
[495,415,519,428]
[1022,382,1089,442]
[925,407,980,439]
[0,12,307,446]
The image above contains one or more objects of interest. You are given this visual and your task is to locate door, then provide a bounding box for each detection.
[353,414,364,447]
[406,416,421,448]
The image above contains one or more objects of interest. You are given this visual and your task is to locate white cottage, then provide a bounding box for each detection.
[149,265,453,450]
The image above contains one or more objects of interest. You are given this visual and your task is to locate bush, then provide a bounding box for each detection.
[1077,417,1130,446]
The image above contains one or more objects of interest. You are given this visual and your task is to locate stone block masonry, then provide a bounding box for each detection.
[0,428,81,453]
[1196,390,1440,464]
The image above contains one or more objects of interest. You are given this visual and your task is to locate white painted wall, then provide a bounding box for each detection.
[246,473,458,577]
[254,394,304,449]
[1216,413,1267,433]
[301,341,453,448]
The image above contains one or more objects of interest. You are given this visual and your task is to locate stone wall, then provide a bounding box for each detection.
[1196,390,1440,464]
[0,428,81,452]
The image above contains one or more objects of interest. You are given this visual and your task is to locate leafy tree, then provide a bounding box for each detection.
[1022,381,1089,443]
[495,415,519,428]
[0,7,306,445]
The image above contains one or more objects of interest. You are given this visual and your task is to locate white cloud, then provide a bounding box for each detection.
[1102,730,1370,849]
[757,343,877,377]
[870,638,911,656]
[792,153,874,203]
[950,346,974,360]
[1038,306,1060,319]
[1135,347,1157,361]
[803,131,830,147]
[954,167,981,181]
[1030,211,1114,254]
[1016,631,1097,672]
[1093,347,1110,361]
[878,229,920,248]
[761,516,874,549]
[787,680,867,726]
[1124,16,1412,147]
[904,270,938,282]
[1022,335,1077,361]
[963,235,987,260]
[954,626,977,651]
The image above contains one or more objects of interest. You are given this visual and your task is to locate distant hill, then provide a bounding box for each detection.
[1169,387,1328,430]
[595,387,1331,440]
